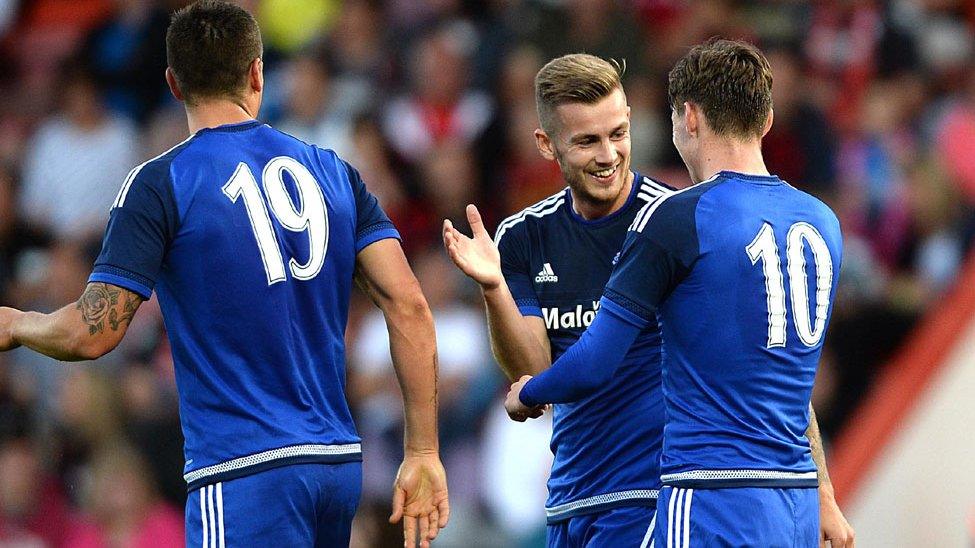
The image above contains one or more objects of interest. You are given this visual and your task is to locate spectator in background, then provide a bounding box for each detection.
[257,0,340,56]
[0,436,71,546]
[50,369,122,498]
[836,80,914,272]
[63,442,183,548]
[19,64,137,242]
[935,66,975,249]
[383,25,494,164]
[324,0,391,96]
[491,45,564,213]
[0,165,52,300]
[763,46,838,198]
[417,143,483,231]
[119,364,184,506]
[498,99,563,213]
[81,0,170,123]
[276,51,357,158]
[347,115,432,255]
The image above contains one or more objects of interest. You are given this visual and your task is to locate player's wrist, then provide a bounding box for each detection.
[480,284,501,297]
[404,445,440,457]
[818,482,837,502]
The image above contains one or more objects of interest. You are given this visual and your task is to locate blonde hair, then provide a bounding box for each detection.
[534,53,625,134]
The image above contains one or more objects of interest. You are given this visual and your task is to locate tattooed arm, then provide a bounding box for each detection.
[0,283,143,361]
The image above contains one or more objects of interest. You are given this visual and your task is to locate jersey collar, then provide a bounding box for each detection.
[195,120,263,135]
[716,170,783,185]
[565,170,642,227]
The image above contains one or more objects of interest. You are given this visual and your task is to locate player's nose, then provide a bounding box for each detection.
[593,138,618,165]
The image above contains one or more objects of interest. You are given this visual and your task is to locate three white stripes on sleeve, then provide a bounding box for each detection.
[200,483,225,548]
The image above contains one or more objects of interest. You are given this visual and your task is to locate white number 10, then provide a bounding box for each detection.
[222,157,330,286]
[746,222,833,348]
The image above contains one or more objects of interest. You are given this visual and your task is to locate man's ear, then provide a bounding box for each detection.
[534,128,557,161]
[249,58,264,93]
[165,68,184,102]
[761,108,774,138]
[684,101,699,137]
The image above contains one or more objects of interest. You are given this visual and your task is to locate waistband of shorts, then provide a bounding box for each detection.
[184,443,362,491]
[661,469,818,489]
[545,489,659,523]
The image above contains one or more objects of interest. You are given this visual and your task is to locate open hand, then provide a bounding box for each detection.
[390,452,450,548]
[442,205,502,290]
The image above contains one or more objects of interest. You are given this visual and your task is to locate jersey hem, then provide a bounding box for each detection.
[184,443,362,491]
[88,270,153,299]
[661,469,818,489]
[355,225,400,253]
[545,489,659,524]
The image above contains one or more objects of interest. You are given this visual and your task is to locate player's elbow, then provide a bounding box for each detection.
[385,279,434,324]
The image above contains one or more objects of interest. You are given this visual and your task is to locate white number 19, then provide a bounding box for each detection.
[222,157,330,286]
[746,222,833,348]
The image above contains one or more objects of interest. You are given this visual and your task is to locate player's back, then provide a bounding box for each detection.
[633,171,842,487]
[91,121,398,490]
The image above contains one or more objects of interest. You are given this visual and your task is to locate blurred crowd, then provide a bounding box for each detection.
[0,0,973,546]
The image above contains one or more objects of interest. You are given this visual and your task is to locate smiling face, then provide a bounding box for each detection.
[536,87,632,218]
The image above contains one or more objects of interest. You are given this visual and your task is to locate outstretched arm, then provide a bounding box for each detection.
[0,282,143,360]
[443,205,551,379]
[355,238,449,548]
[808,404,855,547]
[504,296,646,419]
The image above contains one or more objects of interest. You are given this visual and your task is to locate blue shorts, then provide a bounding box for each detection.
[548,505,656,548]
[654,486,818,548]
[185,462,361,547]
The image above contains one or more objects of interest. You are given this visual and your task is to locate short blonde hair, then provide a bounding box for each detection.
[535,53,625,134]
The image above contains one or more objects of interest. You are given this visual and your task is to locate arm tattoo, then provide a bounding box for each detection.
[76,283,142,335]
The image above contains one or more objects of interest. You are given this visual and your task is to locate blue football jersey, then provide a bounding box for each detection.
[605,171,842,488]
[495,173,670,522]
[88,120,399,490]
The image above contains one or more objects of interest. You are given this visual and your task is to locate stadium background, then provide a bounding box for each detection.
[0,0,973,546]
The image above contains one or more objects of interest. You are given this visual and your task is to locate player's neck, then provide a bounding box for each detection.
[692,137,769,183]
[184,99,258,135]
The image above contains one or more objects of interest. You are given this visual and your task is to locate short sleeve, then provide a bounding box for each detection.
[340,159,400,253]
[88,161,180,299]
[495,223,540,317]
[604,195,700,321]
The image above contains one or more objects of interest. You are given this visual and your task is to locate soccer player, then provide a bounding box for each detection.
[505,39,855,547]
[445,54,670,547]
[0,2,448,547]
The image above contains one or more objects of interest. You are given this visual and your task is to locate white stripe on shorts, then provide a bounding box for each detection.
[207,485,217,548]
[682,489,694,548]
[640,510,657,548]
[216,483,225,548]
[667,488,677,548]
[200,487,208,548]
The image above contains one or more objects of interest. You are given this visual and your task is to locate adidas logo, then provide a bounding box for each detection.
[535,263,559,283]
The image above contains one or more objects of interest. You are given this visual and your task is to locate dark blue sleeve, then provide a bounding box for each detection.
[519,297,647,405]
[495,223,540,317]
[88,161,179,299]
[603,195,700,322]
[340,159,400,253]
